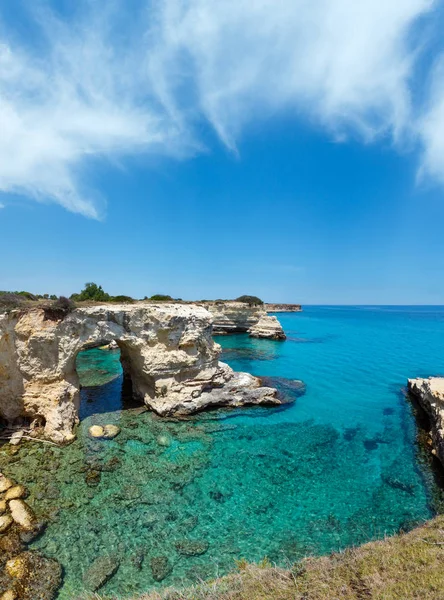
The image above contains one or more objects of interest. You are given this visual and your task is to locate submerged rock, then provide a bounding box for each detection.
[150,556,172,582]
[82,555,119,591]
[5,551,62,600]
[175,539,209,556]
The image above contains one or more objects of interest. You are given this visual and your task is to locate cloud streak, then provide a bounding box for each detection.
[0,0,442,217]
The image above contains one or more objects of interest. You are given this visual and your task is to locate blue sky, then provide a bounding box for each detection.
[1,0,444,304]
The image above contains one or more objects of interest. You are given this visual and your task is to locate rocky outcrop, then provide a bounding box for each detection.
[248,315,286,340]
[203,301,265,334]
[408,377,444,466]
[0,304,283,443]
[265,303,302,312]
[202,301,286,339]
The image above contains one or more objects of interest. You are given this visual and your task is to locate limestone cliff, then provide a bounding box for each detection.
[202,301,286,339]
[408,377,444,466]
[0,304,282,443]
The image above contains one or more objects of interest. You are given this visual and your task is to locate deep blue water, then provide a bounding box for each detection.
[2,306,444,598]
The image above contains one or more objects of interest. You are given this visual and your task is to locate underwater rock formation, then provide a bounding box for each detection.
[0,304,283,443]
[408,377,444,466]
[203,301,286,339]
[248,315,286,340]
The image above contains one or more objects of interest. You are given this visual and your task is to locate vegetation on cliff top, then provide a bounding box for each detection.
[90,516,444,600]
[0,285,266,309]
[235,295,263,306]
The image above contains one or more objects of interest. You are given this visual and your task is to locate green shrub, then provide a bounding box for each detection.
[109,295,134,303]
[149,294,173,301]
[70,282,110,302]
[236,295,264,306]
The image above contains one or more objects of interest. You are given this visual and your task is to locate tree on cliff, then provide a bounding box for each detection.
[70,282,110,302]
[236,295,263,306]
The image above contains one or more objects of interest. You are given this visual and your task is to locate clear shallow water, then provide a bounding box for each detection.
[1,306,444,598]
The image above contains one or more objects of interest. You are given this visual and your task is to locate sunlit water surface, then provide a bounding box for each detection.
[2,306,444,598]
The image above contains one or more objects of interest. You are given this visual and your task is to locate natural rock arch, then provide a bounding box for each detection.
[0,304,282,443]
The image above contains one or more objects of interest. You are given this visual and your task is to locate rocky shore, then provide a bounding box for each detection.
[0,304,287,443]
[0,473,61,600]
[408,377,444,466]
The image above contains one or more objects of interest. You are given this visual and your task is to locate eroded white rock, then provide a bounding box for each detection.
[0,303,286,442]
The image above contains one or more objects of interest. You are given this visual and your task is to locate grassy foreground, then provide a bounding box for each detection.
[93,516,444,600]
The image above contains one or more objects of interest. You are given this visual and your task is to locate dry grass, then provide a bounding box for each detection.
[90,516,444,600]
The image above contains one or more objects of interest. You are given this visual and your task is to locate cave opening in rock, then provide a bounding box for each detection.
[75,343,142,421]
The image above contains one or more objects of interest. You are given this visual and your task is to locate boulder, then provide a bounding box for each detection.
[5,551,62,600]
[0,475,14,493]
[82,555,119,591]
[102,424,120,439]
[88,425,104,438]
[8,500,37,531]
[0,514,13,533]
[5,486,27,501]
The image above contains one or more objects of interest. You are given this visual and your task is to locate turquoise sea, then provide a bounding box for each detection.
[2,306,444,598]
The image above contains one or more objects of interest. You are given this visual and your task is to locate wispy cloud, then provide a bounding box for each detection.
[0,0,442,217]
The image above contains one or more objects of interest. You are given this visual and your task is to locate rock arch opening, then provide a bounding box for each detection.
[75,342,144,421]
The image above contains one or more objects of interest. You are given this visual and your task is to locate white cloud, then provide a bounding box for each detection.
[417,55,444,185]
[0,0,441,217]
